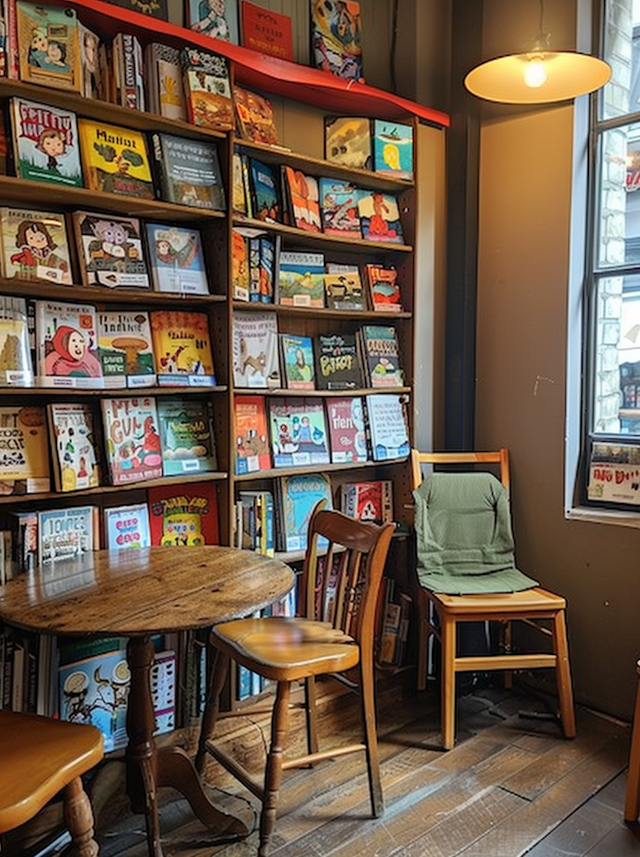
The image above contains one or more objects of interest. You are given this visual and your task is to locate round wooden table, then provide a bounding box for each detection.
[0,546,295,857]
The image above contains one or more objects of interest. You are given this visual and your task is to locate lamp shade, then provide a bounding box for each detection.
[464,51,612,104]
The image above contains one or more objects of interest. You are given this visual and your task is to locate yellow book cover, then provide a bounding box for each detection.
[0,405,50,494]
[77,118,155,199]
[149,310,216,387]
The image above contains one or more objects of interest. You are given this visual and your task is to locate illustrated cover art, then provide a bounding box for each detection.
[150,310,216,387]
[323,270,365,311]
[98,310,155,389]
[324,116,371,169]
[77,117,154,199]
[146,223,209,295]
[104,503,151,551]
[181,45,233,129]
[359,324,404,387]
[318,177,361,237]
[372,119,413,181]
[36,300,103,388]
[73,210,150,290]
[0,405,50,494]
[0,295,34,386]
[232,229,250,300]
[278,472,332,553]
[10,97,83,187]
[0,207,72,284]
[240,1,293,61]
[283,167,321,232]
[148,482,220,546]
[280,333,315,390]
[47,402,101,492]
[341,480,393,524]
[151,132,226,211]
[326,396,368,463]
[156,397,218,477]
[310,0,362,80]
[101,396,163,485]
[249,157,281,223]
[315,332,362,390]
[364,264,402,312]
[16,1,82,92]
[233,85,279,145]
[232,311,280,388]
[364,393,410,461]
[38,505,94,564]
[356,190,405,244]
[187,0,239,43]
[144,42,187,121]
[268,397,330,467]
[233,394,271,474]
[277,251,325,307]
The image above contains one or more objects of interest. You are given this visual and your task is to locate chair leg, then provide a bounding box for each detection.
[552,610,576,739]
[196,648,230,775]
[359,657,383,817]
[259,680,291,857]
[416,590,429,692]
[304,676,319,758]
[63,776,99,857]
[625,666,640,822]
[440,613,456,750]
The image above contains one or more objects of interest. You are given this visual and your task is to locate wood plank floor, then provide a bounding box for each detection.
[94,677,639,857]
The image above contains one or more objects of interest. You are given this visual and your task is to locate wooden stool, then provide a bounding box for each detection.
[624,660,640,822]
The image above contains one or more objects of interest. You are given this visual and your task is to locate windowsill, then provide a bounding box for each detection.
[565,505,640,529]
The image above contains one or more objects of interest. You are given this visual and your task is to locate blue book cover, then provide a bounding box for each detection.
[249,157,281,223]
[277,251,325,308]
[372,120,413,180]
[279,473,332,553]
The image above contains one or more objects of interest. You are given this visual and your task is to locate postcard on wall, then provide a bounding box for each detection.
[145,223,209,295]
[187,0,239,44]
[311,0,363,80]
[0,207,72,285]
[73,210,151,290]
[10,97,83,187]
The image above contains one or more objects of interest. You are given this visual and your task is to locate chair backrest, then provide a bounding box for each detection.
[300,502,395,648]
[411,448,510,495]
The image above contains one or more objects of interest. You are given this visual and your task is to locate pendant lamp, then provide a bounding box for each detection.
[464,0,611,104]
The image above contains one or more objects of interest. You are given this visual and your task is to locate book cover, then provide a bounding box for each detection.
[156,397,218,477]
[323,271,365,311]
[277,251,325,307]
[101,396,163,485]
[372,119,413,181]
[258,234,277,303]
[310,0,362,80]
[36,300,103,388]
[240,1,293,61]
[47,402,100,492]
[341,479,393,524]
[150,310,216,387]
[0,295,34,386]
[326,396,368,463]
[112,31,145,112]
[587,442,640,505]
[233,394,271,474]
[268,397,330,467]
[359,324,404,388]
[356,190,405,244]
[77,117,154,199]
[73,210,150,290]
[10,97,83,187]
[98,310,156,389]
[0,207,72,285]
[151,132,226,211]
[103,0,168,19]
[232,150,247,215]
[324,116,371,169]
[144,42,187,122]
[181,45,233,129]
[280,332,315,390]
[283,166,321,232]
[37,504,94,564]
[0,405,49,494]
[364,264,402,312]
[145,223,209,295]
[232,311,280,388]
[232,229,250,300]
[278,472,332,552]
[233,85,279,145]
[104,502,151,550]
[16,1,82,92]
[78,21,101,100]
[188,0,239,43]
[249,157,281,223]
[315,332,362,390]
[364,393,410,461]
[148,482,220,546]
[237,490,274,556]
[318,177,362,237]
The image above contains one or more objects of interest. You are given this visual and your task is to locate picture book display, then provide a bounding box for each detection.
[232,311,280,388]
[38,505,94,564]
[150,310,216,387]
[10,97,83,187]
[101,396,163,485]
[324,116,371,169]
[237,490,274,556]
[144,42,187,122]
[0,405,50,494]
[315,332,362,390]
[364,393,410,461]
[0,207,72,285]
[151,132,226,211]
[233,394,271,474]
[47,402,101,492]
[283,167,321,232]
[77,118,155,199]
[36,300,102,388]
[187,0,239,43]
[16,1,82,92]
[249,157,281,223]
[98,310,156,388]
[277,251,325,307]
[181,45,234,129]
[280,333,315,390]
[145,223,209,295]
[0,295,34,386]
[323,269,365,311]
[156,397,218,477]
[326,396,368,463]
[104,503,151,550]
[233,85,279,145]
[310,0,362,80]
[587,442,640,505]
[148,482,220,546]
[341,480,393,524]
[359,325,404,388]
[277,472,332,552]
[240,1,294,61]
[372,120,413,181]
[357,190,405,243]
[268,397,330,467]
[73,211,150,290]
[364,264,402,312]
[318,178,362,237]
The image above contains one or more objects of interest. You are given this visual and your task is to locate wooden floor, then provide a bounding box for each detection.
[93,676,640,857]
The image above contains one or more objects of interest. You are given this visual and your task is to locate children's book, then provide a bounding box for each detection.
[156,397,218,477]
[144,42,187,122]
[77,117,154,199]
[181,45,234,129]
[258,234,277,303]
[232,229,250,300]
[232,311,280,388]
[10,97,82,187]
[16,1,82,92]
[150,310,216,387]
[341,479,393,524]
[364,393,410,461]
[187,0,239,44]
[36,300,103,388]
[358,325,404,388]
[280,333,315,390]
[233,85,279,145]
[0,207,72,285]
[268,397,330,467]
[0,295,34,385]
[326,396,368,463]
[356,190,405,244]
[372,119,413,181]
[150,132,226,211]
[310,0,362,80]
[72,210,150,290]
[318,177,362,237]
[323,270,365,311]
[277,251,325,307]
[145,223,209,295]
[104,503,151,550]
[240,1,294,61]
[148,482,220,546]
[237,490,274,556]
[0,405,50,494]
[282,167,321,232]
[112,32,145,112]
[232,150,247,215]
[101,396,163,485]
[363,264,403,312]
[97,310,156,389]
[277,472,332,553]
[324,116,371,169]
[78,21,101,100]
[233,394,271,474]
[315,332,362,390]
[47,402,101,492]
[248,157,282,223]
[37,505,94,565]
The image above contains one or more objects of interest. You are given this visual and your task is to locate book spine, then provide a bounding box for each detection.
[122,33,139,110]
[4,0,17,79]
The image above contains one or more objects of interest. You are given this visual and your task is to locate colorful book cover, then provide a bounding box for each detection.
[0,295,34,386]
[77,117,154,199]
[283,166,321,232]
[233,394,271,474]
[10,97,83,187]
[16,1,82,92]
[315,332,362,390]
[372,119,413,181]
[277,251,325,307]
[268,397,330,467]
[359,325,404,388]
[318,178,362,237]
[181,45,234,129]
[188,0,239,43]
[144,42,187,122]
[237,490,274,555]
[47,402,101,492]
[150,310,216,387]
[101,396,163,485]
[310,0,362,80]
[280,333,315,390]
[36,300,103,388]
[341,480,393,524]
[97,310,156,389]
[151,132,226,211]
[232,151,247,215]
[156,397,218,477]
[364,393,410,461]
[364,264,403,312]
[232,311,280,388]
[324,116,371,169]
[249,157,282,223]
[356,190,405,244]
[0,405,50,494]
[326,396,368,463]
[258,234,277,303]
[72,210,150,290]
[233,85,279,145]
[145,223,209,295]
[104,503,151,550]
[112,32,145,112]
[232,229,250,300]
[323,271,365,311]
[148,482,220,546]
[278,472,332,552]
[0,207,72,285]
[587,442,640,505]
[37,505,94,564]
[240,1,293,61]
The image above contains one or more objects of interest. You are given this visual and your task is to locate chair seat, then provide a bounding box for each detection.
[0,711,104,834]
[212,616,360,682]
[432,586,566,617]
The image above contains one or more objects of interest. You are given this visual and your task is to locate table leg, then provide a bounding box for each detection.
[125,636,248,857]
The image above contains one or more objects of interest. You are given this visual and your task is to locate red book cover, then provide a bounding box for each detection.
[341,480,393,524]
[147,482,220,546]
[241,1,294,62]
[234,394,271,474]
[326,396,368,463]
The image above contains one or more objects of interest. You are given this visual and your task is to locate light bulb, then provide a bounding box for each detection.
[524,56,547,88]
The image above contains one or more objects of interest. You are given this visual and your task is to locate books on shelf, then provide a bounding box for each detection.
[77,22,102,100]
[310,0,363,80]
[157,397,218,477]
[357,190,405,244]
[145,223,209,295]
[77,117,155,199]
[16,1,82,92]
[181,45,233,129]
[233,394,271,474]
[372,119,413,181]
[112,31,145,112]
[0,405,50,494]
[232,151,247,216]
[10,97,83,187]
[37,504,95,564]
[231,229,250,301]
[72,211,151,290]
[240,1,293,61]
[363,264,403,312]
[277,251,325,308]
[358,324,404,388]
[151,132,226,211]
[6,509,39,573]
[282,166,321,232]
[318,178,362,237]
[150,310,216,387]
[324,116,371,169]
[103,503,151,550]
[0,207,72,286]
[236,490,274,556]
[148,482,220,546]
[36,300,103,388]
[187,0,239,43]
[341,480,393,524]
[315,332,362,391]
[323,267,366,311]
[97,310,156,389]
[268,397,330,467]
[280,333,316,391]
[276,472,332,553]
[231,311,280,389]
[101,396,163,485]
[0,295,34,386]
[364,393,410,461]
[144,42,187,122]
[233,85,279,145]
[326,396,368,463]
[47,402,101,492]
[248,157,282,223]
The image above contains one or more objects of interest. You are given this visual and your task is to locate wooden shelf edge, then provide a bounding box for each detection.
[233,456,410,481]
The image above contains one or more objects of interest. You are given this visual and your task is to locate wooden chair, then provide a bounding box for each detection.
[411,448,576,750]
[624,660,640,822]
[0,710,104,857]
[195,502,395,857]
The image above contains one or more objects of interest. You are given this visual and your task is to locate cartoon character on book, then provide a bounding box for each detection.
[292,415,327,453]
[191,0,230,40]
[322,190,358,232]
[10,219,69,277]
[85,217,140,272]
[36,127,69,171]
[61,659,130,744]
[45,325,102,377]
[153,233,198,269]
